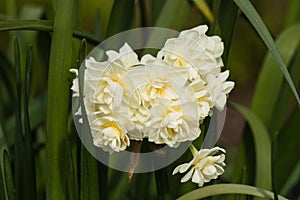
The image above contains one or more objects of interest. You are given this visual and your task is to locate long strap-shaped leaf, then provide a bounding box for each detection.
[176,184,288,200]
[230,102,272,190]
[46,0,74,199]
[233,0,300,107]
[0,20,100,45]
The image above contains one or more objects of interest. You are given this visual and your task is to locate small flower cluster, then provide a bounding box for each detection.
[71,25,234,153]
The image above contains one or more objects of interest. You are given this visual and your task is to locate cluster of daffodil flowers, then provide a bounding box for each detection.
[71,25,234,187]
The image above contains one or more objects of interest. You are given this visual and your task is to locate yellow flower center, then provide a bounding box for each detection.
[177,57,186,67]
[101,121,123,137]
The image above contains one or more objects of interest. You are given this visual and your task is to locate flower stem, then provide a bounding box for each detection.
[189,144,198,156]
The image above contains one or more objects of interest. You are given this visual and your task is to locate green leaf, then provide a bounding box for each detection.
[22,45,36,200]
[274,108,300,191]
[217,0,239,65]
[270,45,300,134]
[280,159,300,195]
[4,95,46,148]
[176,184,288,200]
[0,20,53,32]
[76,40,100,200]
[155,167,170,200]
[46,0,74,199]
[106,0,135,37]
[2,150,15,200]
[154,0,190,30]
[229,102,272,190]
[233,0,300,107]
[0,125,7,200]
[251,23,300,130]
[151,0,165,26]
[192,0,214,23]
[284,0,300,27]
[13,36,24,200]
[0,20,100,45]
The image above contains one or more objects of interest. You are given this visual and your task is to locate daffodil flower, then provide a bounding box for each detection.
[173,146,226,187]
[145,100,200,147]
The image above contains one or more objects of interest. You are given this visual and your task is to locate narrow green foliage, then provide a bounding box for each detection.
[251,24,300,130]
[0,20,53,32]
[151,0,165,25]
[106,0,135,37]
[192,0,214,23]
[77,40,100,200]
[284,0,300,27]
[154,0,183,28]
[217,0,238,65]
[0,20,100,45]
[0,125,7,200]
[2,150,15,200]
[233,0,300,107]
[274,109,300,191]
[177,184,288,200]
[230,103,272,190]
[13,36,24,200]
[155,168,170,200]
[22,45,36,200]
[46,0,74,199]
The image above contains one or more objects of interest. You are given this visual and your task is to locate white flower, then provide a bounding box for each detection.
[70,43,140,153]
[187,78,212,121]
[206,70,235,111]
[173,146,226,187]
[158,25,224,77]
[106,42,140,69]
[90,116,130,153]
[145,100,200,147]
[122,61,189,105]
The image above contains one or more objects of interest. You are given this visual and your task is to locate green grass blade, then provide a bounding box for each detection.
[0,153,4,200]
[46,0,74,199]
[106,0,135,37]
[4,95,46,148]
[151,0,165,25]
[233,0,300,107]
[274,109,300,191]
[0,20,53,32]
[0,125,7,200]
[270,45,300,134]
[284,0,300,27]
[230,102,272,190]
[76,40,100,200]
[176,184,288,200]
[0,20,100,45]
[280,159,300,195]
[192,0,214,23]
[251,24,300,129]
[154,0,188,29]
[13,36,24,200]
[155,167,170,200]
[22,45,36,200]
[2,150,15,200]
[217,0,239,65]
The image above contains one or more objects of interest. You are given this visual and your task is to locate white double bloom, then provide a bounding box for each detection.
[173,146,226,187]
[70,25,234,156]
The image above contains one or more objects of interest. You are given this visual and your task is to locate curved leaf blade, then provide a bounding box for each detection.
[233,0,300,107]
[251,24,300,128]
[177,184,288,200]
[2,150,15,200]
[230,102,272,190]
